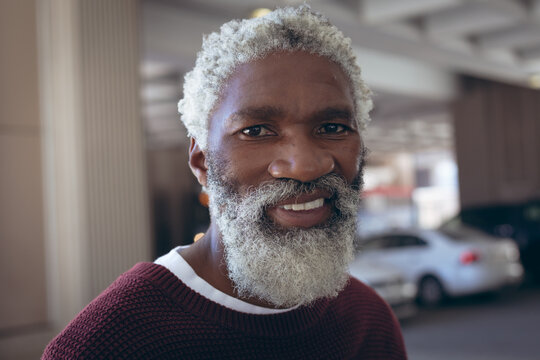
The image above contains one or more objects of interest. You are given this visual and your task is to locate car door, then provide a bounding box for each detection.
[361,234,430,282]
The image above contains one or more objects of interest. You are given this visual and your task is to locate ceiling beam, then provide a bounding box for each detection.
[475,24,540,49]
[358,0,462,23]
[313,1,531,85]
[532,0,540,16]
[423,0,526,37]
[354,47,457,101]
[142,1,222,69]
[519,45,540,61]
[141,83,179,103]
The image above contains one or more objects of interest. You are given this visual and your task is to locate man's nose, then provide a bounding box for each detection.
[267,136,335,183]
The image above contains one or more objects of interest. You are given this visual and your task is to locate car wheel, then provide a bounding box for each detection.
[417,276,444,307]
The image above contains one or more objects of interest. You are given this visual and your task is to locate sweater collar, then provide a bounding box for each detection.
[130,262,337,337]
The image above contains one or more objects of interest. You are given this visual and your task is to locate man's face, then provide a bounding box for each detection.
[199,51,365,307]
[207,51,363,226]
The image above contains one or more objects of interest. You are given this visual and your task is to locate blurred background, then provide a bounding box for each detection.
[1,0,539,359]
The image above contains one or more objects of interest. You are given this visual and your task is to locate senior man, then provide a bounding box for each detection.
[43,6,407,359]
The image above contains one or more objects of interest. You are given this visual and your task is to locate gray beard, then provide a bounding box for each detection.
[206,157,363,308]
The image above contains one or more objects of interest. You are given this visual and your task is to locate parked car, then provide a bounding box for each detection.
[349,259,417,319]
[451,200,540,280]
[357,226,524,306]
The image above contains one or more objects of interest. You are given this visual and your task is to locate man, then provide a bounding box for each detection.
[43,6,407,359]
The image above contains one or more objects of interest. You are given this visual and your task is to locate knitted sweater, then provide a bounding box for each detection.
[43,263,407,359]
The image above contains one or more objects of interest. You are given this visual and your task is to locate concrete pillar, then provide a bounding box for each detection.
[37,0,151,331]
[0,0,47,339]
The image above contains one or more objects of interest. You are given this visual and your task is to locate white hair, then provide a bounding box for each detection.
[178,5,372,150]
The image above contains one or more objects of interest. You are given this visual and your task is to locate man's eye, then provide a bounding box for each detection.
[241,125,273,137]
[318,123,347,134]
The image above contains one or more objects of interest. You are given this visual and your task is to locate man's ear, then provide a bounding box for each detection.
[188,138,208,187]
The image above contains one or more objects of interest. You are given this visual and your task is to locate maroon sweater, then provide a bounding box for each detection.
[43,263,407,359]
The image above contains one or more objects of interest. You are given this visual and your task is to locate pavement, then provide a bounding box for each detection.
[401,282,540,360]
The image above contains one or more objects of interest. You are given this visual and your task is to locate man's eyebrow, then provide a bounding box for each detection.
[313,107,354,122]
[229,106,285,122]
[227,106,355,125]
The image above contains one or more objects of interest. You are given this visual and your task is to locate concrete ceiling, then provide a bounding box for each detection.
[141,0,540,153]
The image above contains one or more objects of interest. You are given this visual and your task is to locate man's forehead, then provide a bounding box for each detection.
[211,52,354,119]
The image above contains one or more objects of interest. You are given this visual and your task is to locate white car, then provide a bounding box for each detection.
[349,259,417,319]
[357,225,524,306]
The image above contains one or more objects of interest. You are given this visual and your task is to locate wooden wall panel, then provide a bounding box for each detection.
[454,79,540,208]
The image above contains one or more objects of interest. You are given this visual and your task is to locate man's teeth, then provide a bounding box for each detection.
[281,198,325,211]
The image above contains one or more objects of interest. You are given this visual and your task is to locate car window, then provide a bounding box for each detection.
[377,235,422,249]
[362,236,400,249]
[361,237,386,250]
[381,236,402,248]
[439,226,484,242]
[362,234,427,249]
[399,235,427,247]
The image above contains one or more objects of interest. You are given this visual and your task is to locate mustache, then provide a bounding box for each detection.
[211,172,363,228]
[243,172,360,208]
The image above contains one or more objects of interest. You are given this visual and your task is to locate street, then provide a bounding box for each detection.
[401,283,540,360]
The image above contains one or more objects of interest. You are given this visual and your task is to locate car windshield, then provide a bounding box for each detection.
[439,220,485,242]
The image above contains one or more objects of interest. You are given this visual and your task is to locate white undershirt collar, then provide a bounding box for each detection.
[155,246,298,315]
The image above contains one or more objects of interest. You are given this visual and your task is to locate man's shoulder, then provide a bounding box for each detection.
[324,276,407,359]
[69,262,173,317]
[80,262,175,312]
[42,262,184,359]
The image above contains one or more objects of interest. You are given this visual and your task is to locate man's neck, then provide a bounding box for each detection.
[178,223,286,309]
